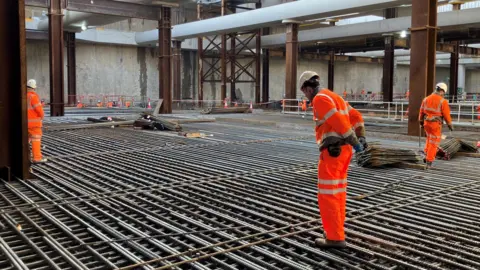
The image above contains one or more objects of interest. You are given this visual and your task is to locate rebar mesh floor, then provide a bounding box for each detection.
[1,121,480,270]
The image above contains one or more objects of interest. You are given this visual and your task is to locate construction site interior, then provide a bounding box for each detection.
[3,0,480,269]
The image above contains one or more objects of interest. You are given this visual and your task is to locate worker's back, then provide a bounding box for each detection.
[27,90,44,128]
[421,93,451,124]
[312,89,352,146]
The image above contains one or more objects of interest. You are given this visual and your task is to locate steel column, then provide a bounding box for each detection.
[407,0,438,136]
[65,32,76,106]
[383,35,395,102]
[328,51,335,90]
[0,0,30,180]
[197,4,203,106]
[158,7,172,114]
[449,3,461,103]
[49,0,65,116]
[285,23,299,105]
[172,40,182,102]
[262,28,270,103]
[230,34,236,102]
[255,29,261,104]
[220,0,227,102]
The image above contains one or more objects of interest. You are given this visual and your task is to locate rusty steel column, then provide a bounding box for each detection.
[220,0,227,102]
[230,33,236,102]
[172,40,182,102]
[262,28,270,103]
[383,35,395,102]
[285,22,299,108]
[197,4,203,106]
[65,32,76,106]
[158,6,172,114]
[49,0,65,116]
[255,29,261,104]
[0,0,30,179]
[408,0,438,136]
[328,50,335,90]
[449,3,461,102]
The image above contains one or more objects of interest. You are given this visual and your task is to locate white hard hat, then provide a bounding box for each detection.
[27,79,37,89]
[436,82,448,93]
[299,71,319,89]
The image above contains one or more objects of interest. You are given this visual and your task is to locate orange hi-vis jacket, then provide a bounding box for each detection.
[312,89,357,149]
[346,101,365,137]
[419,93,452,124]
[27,90,44,128]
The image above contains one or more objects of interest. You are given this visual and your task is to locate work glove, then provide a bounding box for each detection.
[358,136,368,149]
[353,143,364,153]
[327,144,342,157]
[448,124,454,131]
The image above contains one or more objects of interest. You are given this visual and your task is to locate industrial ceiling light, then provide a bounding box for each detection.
[400,30,407,38]
[81,24,87,31]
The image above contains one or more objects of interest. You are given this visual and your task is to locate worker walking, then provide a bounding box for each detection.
[419,82,452,168]
[299,71,366,249]
[27,79,47,164]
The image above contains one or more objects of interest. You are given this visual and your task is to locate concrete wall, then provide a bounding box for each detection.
[466,69,480,93]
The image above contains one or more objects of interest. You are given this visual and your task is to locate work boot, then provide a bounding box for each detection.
[315,238,347,249]
[32,158,47,164]
[426,161,433,169]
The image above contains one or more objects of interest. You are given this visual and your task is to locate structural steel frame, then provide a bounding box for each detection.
[197,0,262,105]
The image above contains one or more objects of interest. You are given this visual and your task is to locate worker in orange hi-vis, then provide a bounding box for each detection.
[406,89,410,99]
[343,90,347,99]
[27,79,47,164]
[419,82,452,169]
[299,71,365,249]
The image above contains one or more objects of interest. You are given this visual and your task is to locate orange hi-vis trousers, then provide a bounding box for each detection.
[317,144,352,241]
[424,121,442,162]
[28,127,43,161]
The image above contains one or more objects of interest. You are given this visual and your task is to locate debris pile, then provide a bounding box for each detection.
[133,113,182,131]
[437,138,478,160]
[202,107,251,114]
[356,144,422,168]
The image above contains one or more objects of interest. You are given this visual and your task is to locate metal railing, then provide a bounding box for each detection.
[281,99,480,124]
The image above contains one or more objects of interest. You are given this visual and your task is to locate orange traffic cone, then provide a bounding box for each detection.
[224,99,228,108]
[147,98,152,109]
[249,101,253,110]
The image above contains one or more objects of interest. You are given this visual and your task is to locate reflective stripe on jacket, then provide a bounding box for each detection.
[346,101,365,137]
[312,89,354,148]
[419,93,452,125]
[27,90,44,128]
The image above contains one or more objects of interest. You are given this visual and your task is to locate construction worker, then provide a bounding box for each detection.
[299,71,366,249]
[27,79,47,164]
[343,90,348,99]
[419,82,453,168]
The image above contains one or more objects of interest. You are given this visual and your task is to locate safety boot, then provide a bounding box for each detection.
[426,161,433,169]
[315,238,347,249]
[32,158,47,164]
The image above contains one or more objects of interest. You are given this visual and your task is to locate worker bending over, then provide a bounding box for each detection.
[27,79,47,164]
[299,71,366,249]
[419,82,452,168]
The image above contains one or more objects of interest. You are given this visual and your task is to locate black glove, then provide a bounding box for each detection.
[448,124,453,131]
[327,143,341,157]
[358,136,368,149]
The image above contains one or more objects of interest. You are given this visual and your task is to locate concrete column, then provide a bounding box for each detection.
[284,21,299,107]
[0,0,30,179]
[172,40,182,102]
[48,0,65,116]
[408,0,438,136]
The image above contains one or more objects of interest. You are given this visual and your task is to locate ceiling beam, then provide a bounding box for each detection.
[25,0,48,7]
[270,50,384,64]
[395,39,480,56]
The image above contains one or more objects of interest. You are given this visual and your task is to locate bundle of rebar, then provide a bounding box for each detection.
[438,138,478,160]
[202,107,251,114]
[356,144,422,168]
[437,138,461,160]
